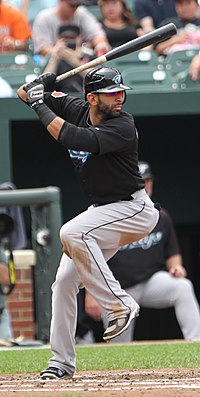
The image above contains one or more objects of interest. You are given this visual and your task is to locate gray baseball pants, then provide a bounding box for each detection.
[48,188,159,375]
[110,271,200,342]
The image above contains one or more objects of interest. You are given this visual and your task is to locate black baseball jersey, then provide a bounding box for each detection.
[44,92,144,205]
[108,209,180,289]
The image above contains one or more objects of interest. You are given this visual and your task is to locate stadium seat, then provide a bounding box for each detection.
[0,52,41,74]
[123,66,174,92]
[172,68,200,90]
[107,50,162,75]
[164,49,200,76]
[1,69,39,92]
[0,52,42,92]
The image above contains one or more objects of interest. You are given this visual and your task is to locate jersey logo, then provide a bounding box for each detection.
[51,91,67,98]
[68,150,91,163]
[120,231,163,251]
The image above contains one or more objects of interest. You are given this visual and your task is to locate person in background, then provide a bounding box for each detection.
[84,161,200,342]
[0,252,13,340]
[98,0,143,49]
[0,0,31,53]
[43,25,94,92]
[189,52,200,79]
[4,0,58,27]
[32,0,110,59]
[133,0,177,33]
[155,0,200,55]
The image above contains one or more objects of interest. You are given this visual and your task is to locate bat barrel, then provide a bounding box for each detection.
[106,23,177,62]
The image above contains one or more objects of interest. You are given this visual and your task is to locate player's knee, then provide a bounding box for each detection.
[60,224,79,244]
[60,224,82,257]
[176,278,194,296]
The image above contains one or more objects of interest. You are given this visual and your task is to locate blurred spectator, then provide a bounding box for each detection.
[189,52,200,79]
[0,77,13,97]
[98,0,144,48]
[0,253,13,340]
[79,161,200,343]
[0,0,32,52]
[134,0,177,33]
[155,0,200,55]
[44,25,94,92]
[4,0,58,26]
[32,0,110,58]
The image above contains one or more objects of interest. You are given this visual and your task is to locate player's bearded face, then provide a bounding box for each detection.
[96,91,125,119]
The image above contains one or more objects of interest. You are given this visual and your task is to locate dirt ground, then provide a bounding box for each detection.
[1,368,200,397]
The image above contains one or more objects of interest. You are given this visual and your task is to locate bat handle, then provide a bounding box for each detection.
[56,54,107,82]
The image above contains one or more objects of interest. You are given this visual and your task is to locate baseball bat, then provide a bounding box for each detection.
[56,23,177,82]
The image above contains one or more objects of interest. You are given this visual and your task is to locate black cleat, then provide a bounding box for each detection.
[40,366,72,380]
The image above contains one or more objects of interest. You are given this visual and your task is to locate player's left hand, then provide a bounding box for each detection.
[26,84,44,108]
[23,72,57,93]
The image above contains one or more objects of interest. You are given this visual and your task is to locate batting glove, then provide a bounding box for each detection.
[26,84,44,108]
[23,72,57,93]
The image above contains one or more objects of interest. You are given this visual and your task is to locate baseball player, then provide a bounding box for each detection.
[17,67,159,380]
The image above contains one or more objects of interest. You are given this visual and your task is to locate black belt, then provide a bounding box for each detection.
[93,198,161,210]
[93,195,133,207]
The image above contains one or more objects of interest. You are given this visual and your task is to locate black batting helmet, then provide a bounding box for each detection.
[84,66,131,99]
[138,161,153,180]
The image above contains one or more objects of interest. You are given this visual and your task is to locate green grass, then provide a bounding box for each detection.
[0,341,200,374]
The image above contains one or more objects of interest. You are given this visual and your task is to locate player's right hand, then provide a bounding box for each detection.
[23,72,57,93]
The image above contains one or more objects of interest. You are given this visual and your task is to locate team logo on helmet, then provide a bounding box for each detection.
[113,74,121,85]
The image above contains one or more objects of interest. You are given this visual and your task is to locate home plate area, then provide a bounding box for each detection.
[1,369,200,397]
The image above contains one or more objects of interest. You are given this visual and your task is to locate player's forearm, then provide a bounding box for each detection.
[30,100,99,152]
[47,116,65,140]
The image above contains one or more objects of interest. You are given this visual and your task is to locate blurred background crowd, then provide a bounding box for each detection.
[1,0,200,95]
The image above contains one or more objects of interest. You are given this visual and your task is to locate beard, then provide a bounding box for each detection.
[96,96,121,121]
